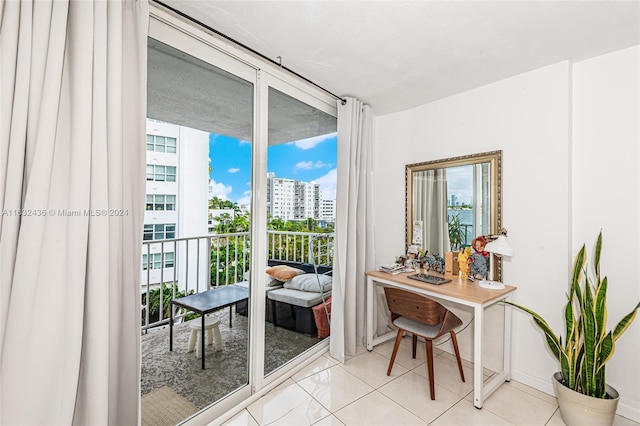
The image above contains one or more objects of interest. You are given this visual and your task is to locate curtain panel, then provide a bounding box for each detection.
[330,97,376,362]
[413,168,449,256]
[0,1,149,424]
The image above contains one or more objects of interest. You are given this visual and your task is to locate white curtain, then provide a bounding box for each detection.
[330,97,376,362]
[0,1,148,424]
[413,169,449,256]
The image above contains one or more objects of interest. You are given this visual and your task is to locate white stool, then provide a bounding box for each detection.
[187,316,223,358]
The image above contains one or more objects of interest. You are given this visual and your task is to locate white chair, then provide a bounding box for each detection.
[187,316,223,358]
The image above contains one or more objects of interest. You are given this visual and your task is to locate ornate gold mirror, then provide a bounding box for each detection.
[406,150,502,279]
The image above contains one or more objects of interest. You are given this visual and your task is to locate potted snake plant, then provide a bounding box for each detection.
[506,232,639,426]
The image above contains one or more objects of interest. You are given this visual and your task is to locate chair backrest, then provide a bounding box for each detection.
[384,287,446,326]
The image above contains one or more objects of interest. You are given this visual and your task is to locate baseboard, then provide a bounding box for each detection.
[510,370,555,397]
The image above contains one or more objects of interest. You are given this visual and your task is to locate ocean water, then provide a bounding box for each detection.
[448,208,473,225]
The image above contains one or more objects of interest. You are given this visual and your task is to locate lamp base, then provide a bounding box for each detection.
[478,280,505,290]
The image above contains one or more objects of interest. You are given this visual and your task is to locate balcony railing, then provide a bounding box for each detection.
[141,231,334,331]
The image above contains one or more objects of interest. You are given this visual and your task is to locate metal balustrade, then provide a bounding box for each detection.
[141,231,334,331]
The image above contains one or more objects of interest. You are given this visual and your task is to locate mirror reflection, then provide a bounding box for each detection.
[406,151,502,278]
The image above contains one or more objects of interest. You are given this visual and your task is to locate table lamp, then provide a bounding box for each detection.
[478,231,513,290]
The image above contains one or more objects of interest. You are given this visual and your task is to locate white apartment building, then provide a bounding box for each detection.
[319,199,336,223]
[267,172,322,221]
[142,120,209,293]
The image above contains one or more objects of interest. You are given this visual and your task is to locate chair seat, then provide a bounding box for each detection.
[384,286,465,400]
[393,314,462,339]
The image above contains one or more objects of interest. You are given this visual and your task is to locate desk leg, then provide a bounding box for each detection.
[503,297,513,382]
[229,306,233,327]
[201,314,206,369]
[169,304,174,352]
[366,277,374,351]
[473,303,484,408]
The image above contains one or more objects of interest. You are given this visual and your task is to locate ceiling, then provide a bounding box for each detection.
[159,1,640,116]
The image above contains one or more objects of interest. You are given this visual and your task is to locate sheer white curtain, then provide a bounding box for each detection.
[413,169,449,256]
[0,1,148,424]
[330,97,375,362]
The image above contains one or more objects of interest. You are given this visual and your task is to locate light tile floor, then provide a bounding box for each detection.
[221,338,639,426]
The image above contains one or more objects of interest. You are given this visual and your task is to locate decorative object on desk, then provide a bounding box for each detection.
[423,253,444,273]
[458,247,472,280]
[412,220,423,245]
[478,229,513,290]
[506,232,639,426]
[444,251,459,275]
[469,236,490,279]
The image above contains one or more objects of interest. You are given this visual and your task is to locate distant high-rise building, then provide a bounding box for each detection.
[450,194,458,207]
[267,173,322,221]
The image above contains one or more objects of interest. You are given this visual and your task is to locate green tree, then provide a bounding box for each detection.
[209,196,240,212]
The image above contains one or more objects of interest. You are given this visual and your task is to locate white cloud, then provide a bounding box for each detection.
[237,190,252,208]
[208,179,232,200]
[293,132,337,150]
[228,167,240,174]
[295,160,328,171]
[312,168,337,200]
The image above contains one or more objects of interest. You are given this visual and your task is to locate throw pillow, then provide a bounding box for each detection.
[266,265,305,282]
[242,268,285,287]
[266,274,282,287]
[284,273,332,292]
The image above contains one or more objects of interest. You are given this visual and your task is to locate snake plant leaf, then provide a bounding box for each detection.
[599,332,614,369]
[505,302,562,359]
[582,280,597,396]
[594,231,602,282]
[571,245,586,293]
[594,276,608,338]
[612,302,640,342]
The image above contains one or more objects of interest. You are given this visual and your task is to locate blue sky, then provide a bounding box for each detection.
[446,165,473,205]
[209,132,338,205]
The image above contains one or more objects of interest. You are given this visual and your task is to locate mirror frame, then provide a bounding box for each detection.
[405,150,503,279]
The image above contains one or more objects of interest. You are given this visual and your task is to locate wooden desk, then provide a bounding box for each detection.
[366,270,516,408]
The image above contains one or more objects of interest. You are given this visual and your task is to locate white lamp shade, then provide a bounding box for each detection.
[484,235,514,257]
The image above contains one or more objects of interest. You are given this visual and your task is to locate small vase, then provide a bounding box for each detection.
[553,372,619,426]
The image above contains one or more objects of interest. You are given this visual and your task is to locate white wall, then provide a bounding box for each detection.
[374,46,639,421]
[572,46,640,420]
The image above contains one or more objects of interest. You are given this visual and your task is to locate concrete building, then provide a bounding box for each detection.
[142,120,209,292]
[267,172,322,221]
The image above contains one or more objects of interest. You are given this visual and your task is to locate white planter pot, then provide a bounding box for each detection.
[553,372,619,426]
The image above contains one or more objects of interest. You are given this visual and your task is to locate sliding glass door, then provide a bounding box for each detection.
[263,86,337,376]
[145,8,338,423]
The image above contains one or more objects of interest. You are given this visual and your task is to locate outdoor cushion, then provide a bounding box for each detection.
[284,273,332,292]
[266,265,305,282]
[234,281,282,292]
[267,288,332,308]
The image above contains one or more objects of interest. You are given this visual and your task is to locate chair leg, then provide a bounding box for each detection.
[213,323,223,352]
[425,339,435,400]
[412,334,417,359]
[187,329,197,353]
[387,329,404,376]
[450,331,465,382]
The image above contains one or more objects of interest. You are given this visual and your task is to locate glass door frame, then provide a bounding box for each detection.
[251,72,337,393]
[149,5,338,423]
